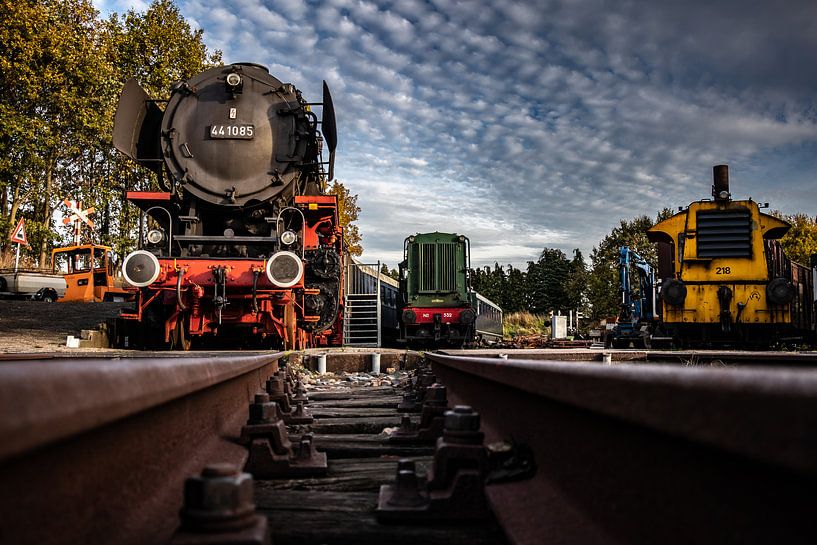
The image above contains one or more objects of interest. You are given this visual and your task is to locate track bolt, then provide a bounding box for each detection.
[424,383,447,406]
[266,377,286,397]
[445,405,481,432]
[297,433,317,460]
[248,393,276,425]
[181,463,256,532]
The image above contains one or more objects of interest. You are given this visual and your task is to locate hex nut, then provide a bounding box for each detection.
[444,405,480,432]
[248,394,276,424]
[425,383,447,404]
[266,377,285,396]
[182,464,255,530]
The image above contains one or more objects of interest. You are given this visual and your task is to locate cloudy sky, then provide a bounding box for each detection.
[96,0,817,268]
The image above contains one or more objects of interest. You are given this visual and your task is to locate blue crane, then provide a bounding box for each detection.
[606,246,656,349]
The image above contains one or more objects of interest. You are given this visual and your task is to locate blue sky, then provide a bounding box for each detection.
[96,0,817,268]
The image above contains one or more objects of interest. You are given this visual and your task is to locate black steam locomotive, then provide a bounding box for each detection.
[113,63,344,349]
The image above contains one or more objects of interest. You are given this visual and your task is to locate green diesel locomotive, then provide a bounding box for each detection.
[399,232,502,345]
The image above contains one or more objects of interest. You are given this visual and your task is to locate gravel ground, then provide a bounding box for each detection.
[0,300,128,353]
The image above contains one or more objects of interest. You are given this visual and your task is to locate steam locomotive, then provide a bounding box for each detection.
[113,63,343,349]
[648,165,814,347]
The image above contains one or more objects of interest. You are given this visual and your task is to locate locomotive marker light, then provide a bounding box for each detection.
[280,230,298,246]
[266,251,304,288]
[146,229,164,245]
[122,250,161,287]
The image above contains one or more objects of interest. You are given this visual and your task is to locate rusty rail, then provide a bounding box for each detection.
[427,353,817,545]
[0,352,283,545]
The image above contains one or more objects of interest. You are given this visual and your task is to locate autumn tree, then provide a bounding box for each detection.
[328,180,363,256]
[772,213,817,266]
[0,0,114,265]
[0,0,221,264]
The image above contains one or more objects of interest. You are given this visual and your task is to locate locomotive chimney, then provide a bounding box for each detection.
[712,164,730,201]
[712,165,732,201]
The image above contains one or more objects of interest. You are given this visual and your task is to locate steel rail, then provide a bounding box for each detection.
[0,351,283,545]
[427,353,817,545]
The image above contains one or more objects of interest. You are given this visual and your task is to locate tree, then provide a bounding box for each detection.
[380,263,399,280]
[328,180,363,256]
[526,248,573,314]
[0,0,115,265]
[586,214,660,321]
[0,0,222,264]
[775,213,817,266]
[565,249,589,313]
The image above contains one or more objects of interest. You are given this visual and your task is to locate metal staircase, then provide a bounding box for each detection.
[343,261,382,347]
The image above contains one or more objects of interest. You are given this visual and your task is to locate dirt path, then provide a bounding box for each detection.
[0,300,128,353]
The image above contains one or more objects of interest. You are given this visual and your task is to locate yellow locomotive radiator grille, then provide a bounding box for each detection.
[696,209,751,258]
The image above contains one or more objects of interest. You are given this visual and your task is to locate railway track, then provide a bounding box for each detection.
[1,350,816,544]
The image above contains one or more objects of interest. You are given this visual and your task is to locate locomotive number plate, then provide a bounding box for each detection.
[210,124,254,139]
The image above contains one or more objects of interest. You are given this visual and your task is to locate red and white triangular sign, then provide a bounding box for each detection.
[10,217,27,245]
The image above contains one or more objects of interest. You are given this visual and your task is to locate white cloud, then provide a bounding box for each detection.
[98,0,817,268]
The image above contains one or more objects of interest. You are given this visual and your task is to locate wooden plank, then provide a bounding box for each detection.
[259,457,433,492]
[291,433,434,459]
[307,386,397,401]
[256,490,508,545]
[310,407,402,418]
[310,416,404,434]
[309,396,402,409]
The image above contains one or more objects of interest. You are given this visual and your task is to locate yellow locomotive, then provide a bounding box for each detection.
[647,165,813,346]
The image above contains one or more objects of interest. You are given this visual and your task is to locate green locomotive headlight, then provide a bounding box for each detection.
[459,308,476,324]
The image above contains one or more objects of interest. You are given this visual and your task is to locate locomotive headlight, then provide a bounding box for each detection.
[280,230,298,246]
[146,229,164,245]
[661,279,687,307]
[266,251,303,288]
[402,309,417,324]
[122,250,161,287]
[767,277,796,305]
[226,72,242,87]
[459,308,476,324]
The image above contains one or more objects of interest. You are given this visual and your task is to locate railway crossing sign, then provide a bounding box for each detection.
[62,198,95,245]
[10,217,27,245]
[63,199,95,229]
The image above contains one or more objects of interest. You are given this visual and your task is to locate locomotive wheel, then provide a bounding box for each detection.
[284,303,297,351]
[171,315,192,351]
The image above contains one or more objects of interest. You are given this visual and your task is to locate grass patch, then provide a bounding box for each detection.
[503,311,549,338]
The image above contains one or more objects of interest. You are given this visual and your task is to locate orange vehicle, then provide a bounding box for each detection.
[51,244,132,302]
